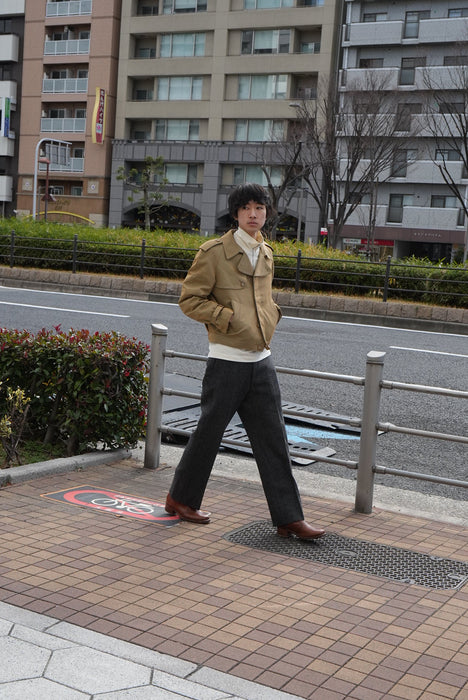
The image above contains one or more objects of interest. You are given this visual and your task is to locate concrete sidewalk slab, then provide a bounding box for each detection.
[0,452,467,699]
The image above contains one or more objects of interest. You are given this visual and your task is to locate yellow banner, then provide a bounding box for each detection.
[92,87,106,144]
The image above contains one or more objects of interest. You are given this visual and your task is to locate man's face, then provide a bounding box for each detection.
[236,200,267,237]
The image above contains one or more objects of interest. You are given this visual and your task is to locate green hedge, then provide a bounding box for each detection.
[0,218,467,307]
[0,327,149,455]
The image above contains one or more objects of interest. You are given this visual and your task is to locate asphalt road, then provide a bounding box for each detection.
[1,284,467,502]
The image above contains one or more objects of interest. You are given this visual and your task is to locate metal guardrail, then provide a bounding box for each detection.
[1,231,468,306]
[144,324,468,514]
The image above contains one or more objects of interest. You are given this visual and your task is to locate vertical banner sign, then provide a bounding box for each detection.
[92,88,106,144]
[3,97,10,137]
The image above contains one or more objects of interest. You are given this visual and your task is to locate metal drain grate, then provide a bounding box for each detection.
[224,521,468,590]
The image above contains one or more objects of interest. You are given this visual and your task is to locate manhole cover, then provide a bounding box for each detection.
[224,521,468,590]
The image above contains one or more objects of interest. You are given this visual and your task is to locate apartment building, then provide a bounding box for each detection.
[339,0,468,261]
[0,0,24,218]
[15,0,122,226]
[109,0,341,239]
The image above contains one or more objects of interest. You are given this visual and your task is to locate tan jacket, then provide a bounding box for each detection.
[179,230,282,351]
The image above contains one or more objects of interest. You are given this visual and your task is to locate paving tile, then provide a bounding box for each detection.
[0,461,467,700]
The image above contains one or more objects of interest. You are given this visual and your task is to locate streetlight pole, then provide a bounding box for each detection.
[33,137,71,220]
[38,156,50,221]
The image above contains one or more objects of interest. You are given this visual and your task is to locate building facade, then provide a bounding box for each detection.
[338,0,468,261]
[0,0,24,219]
[109,0,341,240]
[15,0,122,226]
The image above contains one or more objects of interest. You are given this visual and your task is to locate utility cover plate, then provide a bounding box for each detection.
[224,521,468,590]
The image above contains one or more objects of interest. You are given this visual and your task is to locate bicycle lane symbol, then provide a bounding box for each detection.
[41,486,179,526]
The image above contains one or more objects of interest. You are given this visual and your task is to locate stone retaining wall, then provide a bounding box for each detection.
[1,265,467,332]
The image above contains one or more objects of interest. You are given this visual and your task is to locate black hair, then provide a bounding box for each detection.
[228,182,274,220]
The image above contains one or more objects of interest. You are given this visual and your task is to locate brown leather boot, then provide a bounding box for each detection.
[277,520,325,540]
[165,493,211,524]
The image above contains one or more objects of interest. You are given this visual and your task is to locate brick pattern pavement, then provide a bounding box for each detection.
[0,459,467,699]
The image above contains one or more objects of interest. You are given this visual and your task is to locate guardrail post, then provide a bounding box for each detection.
[295,249,302,293]
[9,230,15,268]
[72,234,78,273]
[355,350,386,514]
[382,255,392,302]
[140,238,146,279]
[144,323,168,469]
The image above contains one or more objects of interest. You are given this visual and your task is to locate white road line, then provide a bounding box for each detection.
[0,301,129,318]
[390,345,468,359]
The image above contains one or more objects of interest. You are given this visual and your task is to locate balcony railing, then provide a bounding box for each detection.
[40,117,86,132]
[42,78,88,94]
[44,39,90,56]
[40,157,84,172]
[46,0,92,17]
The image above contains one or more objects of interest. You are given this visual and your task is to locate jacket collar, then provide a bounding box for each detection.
[221,230,271,276]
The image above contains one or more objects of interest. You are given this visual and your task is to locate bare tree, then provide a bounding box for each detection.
[422,56,468,261]
[288,73,416,248]
[117,156,173,231]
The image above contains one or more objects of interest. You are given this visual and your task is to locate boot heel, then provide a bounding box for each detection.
[277,527,291,538]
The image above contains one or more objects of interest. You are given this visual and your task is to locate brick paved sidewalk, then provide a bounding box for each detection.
[0,457,467,699]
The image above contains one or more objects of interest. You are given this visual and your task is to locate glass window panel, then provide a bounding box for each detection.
[241,30,253,54]
[194,34,205,55]
[192,77,202,99]
[169,77,191,99]
[254,30,277,52]
[187,164,198,183]
[157,77,169,99]
[275,74,287,97]
[166,164,187,183]
[239,76,251,99]
[248,120,267,140]
[155,119,166,138]
[160,35,171,57]
[188,120,199,139]
[252,75,269,98]
[172,34,194,56]
[235,120,247,140]
[167,119,189,139]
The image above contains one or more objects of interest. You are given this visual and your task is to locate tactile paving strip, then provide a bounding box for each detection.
[224,521,468,590]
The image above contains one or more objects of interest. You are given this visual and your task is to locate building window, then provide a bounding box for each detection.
[439,101,465,113]
[137,1,159,15]
[162,0,207,13]
[49,186,65,196]
[395,103,422,131]
[241,29,290,54]
[155,119,200,140]
[157,76,203,100]
[362,13,387,22]
[359,57,384,68]
[448,8,468,17]
[233,165,282,186]
[399,57,426,85]
[391,149,417,178]
[160,33,205,57]
[387,194,413,223]
[0,19,13,33]
[444,55,468,65]
[431,195,459,208]
[71,185,83,196]
[238,74,287,99]
[162,163,198,184]
[435,149,461,161]
[235,119,284,141]
[403,10,430,39]
[244,0,294,7]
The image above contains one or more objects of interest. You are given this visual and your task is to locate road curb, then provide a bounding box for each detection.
[0,448,132,487]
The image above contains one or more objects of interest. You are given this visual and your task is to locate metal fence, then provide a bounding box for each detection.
[144,324,468,514]
[2,230,468,306]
